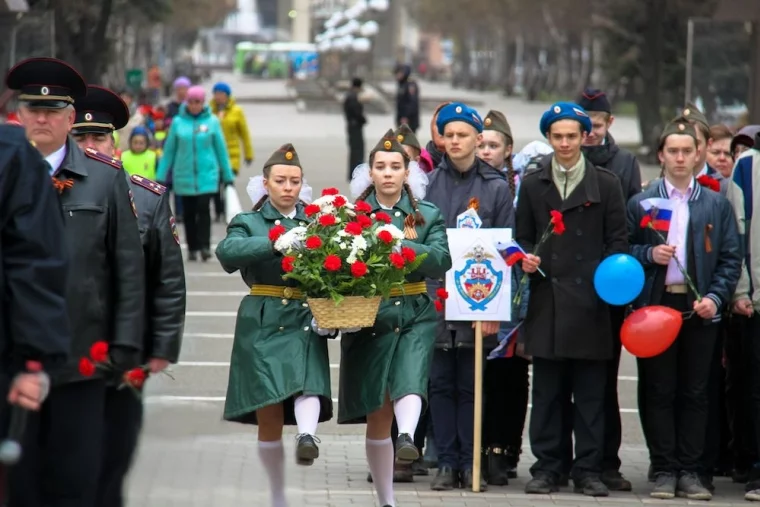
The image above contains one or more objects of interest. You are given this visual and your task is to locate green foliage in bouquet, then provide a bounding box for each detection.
[271,188,427,303]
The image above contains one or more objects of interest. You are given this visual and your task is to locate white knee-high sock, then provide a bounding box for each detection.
[294,395,320,435]
[258,440,288,507]
[393,394,422,437]
[366,437,395,507]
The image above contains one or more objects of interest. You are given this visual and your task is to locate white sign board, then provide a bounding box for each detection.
[444,228,513,322]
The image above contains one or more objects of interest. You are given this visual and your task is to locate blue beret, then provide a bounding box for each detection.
[539,101,592,137]
[212,82,232,95]
[436,102,483,135]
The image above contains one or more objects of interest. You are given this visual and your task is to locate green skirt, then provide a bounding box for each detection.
[338,293,436,424]
[223,295,333,425]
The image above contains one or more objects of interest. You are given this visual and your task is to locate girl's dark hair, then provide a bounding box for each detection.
[355,182,426,226]
[493,131,516,199]
[252,164,304,211]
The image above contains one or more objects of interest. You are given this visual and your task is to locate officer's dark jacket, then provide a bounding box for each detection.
[581,134,642,200]
[127,173,186,362]
[0,126,70,375]
[425,155,514,349]
[53,138,145,383]
[343,89,366,129]
[628,179,742,320]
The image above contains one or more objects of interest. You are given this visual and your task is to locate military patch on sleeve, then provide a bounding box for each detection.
[130,174,167,195]
[84,147,123,169]
[128,189,138,217]
[170,216,180,245]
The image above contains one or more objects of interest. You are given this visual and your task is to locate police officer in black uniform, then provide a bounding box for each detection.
[70,84,187,507]
[6,57,145,507]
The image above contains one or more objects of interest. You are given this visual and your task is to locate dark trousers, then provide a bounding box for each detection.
[429,347,476,470]
[211,185,224,220]
[96,386,144,507]
[639,294,719,474]
[725,314,756,470]
[748,315,760,463]
[9,379,106,507]
[702,325,732,476]
[182,193,213,252]
[530,357,606,478]
[560,307,625,473]
[483,356,530,449]
[347,127,364,181]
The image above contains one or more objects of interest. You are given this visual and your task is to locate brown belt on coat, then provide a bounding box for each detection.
[665,284,688,294]
[249,285,304,299]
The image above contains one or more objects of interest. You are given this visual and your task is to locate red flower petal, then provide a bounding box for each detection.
[324,254,342,271]
[89,341,109,363]
[282,256,296,272]
[345,222,363,235]
[333,195,347,207]
[389,253,406,269]
[436,288,449,300]
[268,225,286,241]
[78,357,96,377]
[305,236,323,249]
[321,187,340,196]
[434,300,444,312]
[375,212,392,224]
[640,215,653,228]
[350,261,368,278]
[318,214,336,226]
[355,200,372,213]
[401,246,416,263]
[377,230,394,244]
[304,204,321,217]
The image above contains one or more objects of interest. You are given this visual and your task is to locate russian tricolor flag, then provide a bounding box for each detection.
[498,240,527,267]
[639,198,674,232]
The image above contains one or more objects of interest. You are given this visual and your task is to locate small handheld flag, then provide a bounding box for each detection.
[639,198,674,232]
[496,240,546,277]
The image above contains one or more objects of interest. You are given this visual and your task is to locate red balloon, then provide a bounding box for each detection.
[621,306,683,358]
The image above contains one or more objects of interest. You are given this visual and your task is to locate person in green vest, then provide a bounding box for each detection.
[214,144,331,507]
[343,129,452,507]
[121,126,158,181]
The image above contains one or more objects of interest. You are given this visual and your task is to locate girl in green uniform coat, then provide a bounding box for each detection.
[215,144,331,507]
[343,130,452,507]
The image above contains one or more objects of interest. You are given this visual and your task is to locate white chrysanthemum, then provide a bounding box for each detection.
[274,226,307,252]
[376,224,405,240]
[334,216,342,223]
[336,229,348,238]
[339,242,348,250]
[347,253,357,264]
[351,235,368,252]
[311,195,335,207]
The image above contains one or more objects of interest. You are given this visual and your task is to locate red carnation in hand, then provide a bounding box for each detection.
[282,256,296,272]
[124,367,147,389]
[401,246,416,263]
[269,225,286,241]
[324,254,342,271]
[351,261,368,278]
[79,358,96,377]
[322,187,340,196]
[697,175,720,192]
[356,214,372,229]
[377,230,394,244]
[355,200,372,213]
[304,204,321,217]
[319,214,336,226]
[89,341,109,363]
[640,215,653,228]
[333,195,347,207]
[345,222,363,236]
[375,212,392,224]
[550,210,565,235]
[305,236,323,249]
[389,253,406,269]
[436,288,449,300]
[434,300,444,312]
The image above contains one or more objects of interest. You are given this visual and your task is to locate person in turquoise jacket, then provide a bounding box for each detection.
[157,85,234,262]
[215,144,332,507]
[343,129,452,507]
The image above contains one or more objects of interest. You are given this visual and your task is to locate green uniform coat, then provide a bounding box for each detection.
[215,201,333,425]
[338,190,452,423]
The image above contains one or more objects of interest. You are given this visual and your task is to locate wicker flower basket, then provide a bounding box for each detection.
[307,296,382,330]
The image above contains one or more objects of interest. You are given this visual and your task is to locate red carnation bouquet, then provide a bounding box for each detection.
[78,340,172,395]
[271,188,428,327]
[513,210,565,304]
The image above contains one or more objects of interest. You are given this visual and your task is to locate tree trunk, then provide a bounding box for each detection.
[636,0,665,157]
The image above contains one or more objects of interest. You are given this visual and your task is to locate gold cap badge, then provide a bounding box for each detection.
[397,134,404,142]
[383,140,392,150]
[683,109,690,116]
[84,113,93,121]
[484,118,492,126]
[678,123,686,131]
[285,151,293,160]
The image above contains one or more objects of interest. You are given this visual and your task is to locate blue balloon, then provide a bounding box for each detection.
[594,253,645,306]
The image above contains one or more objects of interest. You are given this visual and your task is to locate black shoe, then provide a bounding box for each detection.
[295,434,320,466]
[430,466,458,491]
[676,472,712,500]
[486,447,509,486]
[572,476,609,497]
[505,446,520,479]
[395,433,419,464]
[411,457,429,476]
[525,472,559,494]
[188,251,198,262]
[393,462,414,483]
[461,469,487,491]
[200,249,212,262]
[366,471,373,483]
[600,469,632,491]
[700,474,715,493]
[559,473,570,487]
[650,472,677,499]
